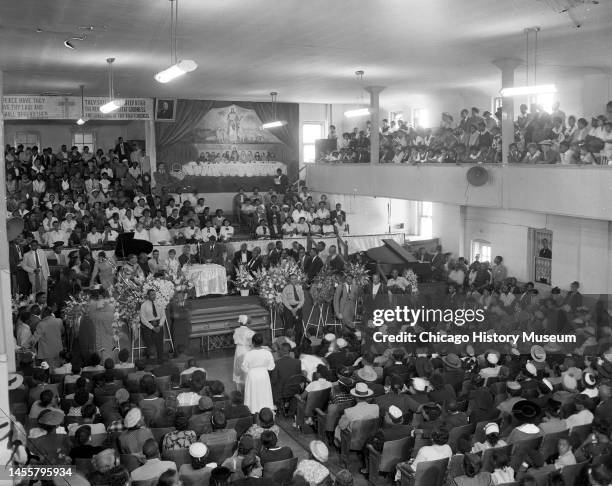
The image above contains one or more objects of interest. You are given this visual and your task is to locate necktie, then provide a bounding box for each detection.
[152,301,158,318]
[293,285,299,301]
[35,251,40,268]
[263,227,267,234]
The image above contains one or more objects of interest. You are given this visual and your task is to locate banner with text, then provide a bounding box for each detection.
[1,95,154,120]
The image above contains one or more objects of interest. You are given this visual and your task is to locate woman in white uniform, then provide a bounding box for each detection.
[242,332,275,413]
[232,314,254,390]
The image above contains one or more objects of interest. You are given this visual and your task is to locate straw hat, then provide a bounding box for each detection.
[124,408,142,428]
[310,440,329,463]
[442,353,462,369]
[350,382,373,398]
[189,442,209,459]
[530,345,546,363]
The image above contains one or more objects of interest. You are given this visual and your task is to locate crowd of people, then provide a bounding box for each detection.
[4,135,350,298]
[320,100,612,165]
[9,244,612,485]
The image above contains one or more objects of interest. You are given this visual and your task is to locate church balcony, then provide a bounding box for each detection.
[305,163,612,221]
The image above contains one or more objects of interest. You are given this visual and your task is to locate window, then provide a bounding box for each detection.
[14,132,40,148]
[412,108,429,129]
[418,201,433,238]
[530,93,554,114]
[471,239,491,264]
[302,122,325,163]
[72,131,95,153]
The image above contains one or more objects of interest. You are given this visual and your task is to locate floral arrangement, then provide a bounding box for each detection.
[345,262,370,289]
[143,276,176,309]
[404,269,419,294]
[310,265,339,305]
[254,261,307,309]
[63,293,91,321]
[12,294,34,316]
[233,265,256,290]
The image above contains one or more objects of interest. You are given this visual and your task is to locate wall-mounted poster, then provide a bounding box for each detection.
[155,98,176,121]
[154,100,298,192]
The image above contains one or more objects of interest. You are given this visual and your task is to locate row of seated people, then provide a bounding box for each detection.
[10,288,612,486]
[12,348,353,486]
[320,101,612,165]
[286,326,612,486]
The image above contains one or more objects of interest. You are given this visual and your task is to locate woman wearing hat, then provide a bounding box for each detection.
[294,440,331,485]
[233,315,254,390]
[504,401,542,444]
[471,423,507,453]
[179,442,215,486]
[28,409,70,463]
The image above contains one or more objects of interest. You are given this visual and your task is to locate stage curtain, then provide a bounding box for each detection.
[250,101,299,159]
[155,100,215,163]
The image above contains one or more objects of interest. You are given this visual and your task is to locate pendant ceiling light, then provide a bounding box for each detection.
[76,84,86,125]
[100,58,125,114]
[344,70,370,118]
[262,92,287,129]
[500,27,557,97]
[155,0,197,83]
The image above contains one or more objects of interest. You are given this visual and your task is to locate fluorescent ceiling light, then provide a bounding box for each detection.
[500,84,557,97]
[76,118,86,125]
[99,98,125,114]
[154,60,198,83]
[344,108,370,118]
[262,120,287,129]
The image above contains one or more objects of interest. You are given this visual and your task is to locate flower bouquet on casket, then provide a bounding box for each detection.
[345,262,370,289]
[143,275,176,309]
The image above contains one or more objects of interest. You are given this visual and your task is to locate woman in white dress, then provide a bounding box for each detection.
[233,314,255,389]
[242,332,275,413]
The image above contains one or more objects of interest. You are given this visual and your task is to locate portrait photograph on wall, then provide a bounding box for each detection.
[154,99,299,192]
[155,98,176,121]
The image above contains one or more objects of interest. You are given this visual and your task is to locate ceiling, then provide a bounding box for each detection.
[0,0,611,106]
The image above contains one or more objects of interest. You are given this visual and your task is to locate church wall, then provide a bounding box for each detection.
[4,121,145,153]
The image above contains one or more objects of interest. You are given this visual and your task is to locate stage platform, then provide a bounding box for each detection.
[186,295,270,353]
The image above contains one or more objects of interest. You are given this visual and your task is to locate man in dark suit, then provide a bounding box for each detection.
[382,349,411,384]
[232,243,252,268]
[297,248,309,272]
[200,236,224,265]
[306,248,323,282]
[273,168,289,195]
[363,274,390,323]
[268,241,282,267]
[330,203,347,226]
[9,236,29,296]
[114,137,130,159]
[270,343,302,404]
[430,245,446,281]
[246,247,263,275]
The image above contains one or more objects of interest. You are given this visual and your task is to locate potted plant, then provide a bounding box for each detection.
[234,265,255,296]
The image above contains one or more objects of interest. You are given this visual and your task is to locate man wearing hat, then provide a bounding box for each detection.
[335,382,378,443]
[294,440,331,486]
[539,139,560,164]
[440,352,465,391]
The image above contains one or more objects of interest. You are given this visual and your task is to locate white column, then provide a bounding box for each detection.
[365,85,385,164]
[0,69,15,469]
[492,58,521,165]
